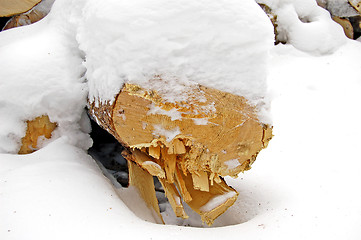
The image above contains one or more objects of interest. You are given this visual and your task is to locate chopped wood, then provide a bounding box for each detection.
[0,0,42,17]
[127,158,164,224]
[88,81,272,224]
[125,149,166,179]
[148,145,161,159]
[161,147,176,183]
[191,171,209,192]
[175,166,192,202]
[159,178,188,219]
[19,115,57,154]
[178,169,238,226]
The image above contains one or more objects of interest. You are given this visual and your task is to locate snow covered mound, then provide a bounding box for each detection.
[78,0,274,111]
[257,0,346,54]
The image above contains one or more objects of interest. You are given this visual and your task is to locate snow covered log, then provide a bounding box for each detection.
[89,82,272,225]
[0,0,42,17]
[82,0,274,225]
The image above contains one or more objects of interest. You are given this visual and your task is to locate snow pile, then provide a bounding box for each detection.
[0,19,91,153]
[77,0,274,115]
[257,0,346,54]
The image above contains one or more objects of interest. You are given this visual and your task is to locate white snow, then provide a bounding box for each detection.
[78,0,274,121]
[200,192,237,212]
[152,125,181,142]
[142,161,162,170]
[224,159,241,170]
[1,0,361,239]
[257,0,346,54]
[148,104,182,121]
[192,118,209,125]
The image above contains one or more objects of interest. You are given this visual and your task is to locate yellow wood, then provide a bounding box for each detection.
[18,115,57,154]
[127,159,164,224]
[0,0,41,17]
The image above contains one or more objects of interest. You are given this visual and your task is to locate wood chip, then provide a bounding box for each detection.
[128,160,164,224]
[158,178,188,219]
[191,171,209,192]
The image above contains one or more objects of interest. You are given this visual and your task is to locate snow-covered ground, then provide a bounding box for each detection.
[1,0,361,239]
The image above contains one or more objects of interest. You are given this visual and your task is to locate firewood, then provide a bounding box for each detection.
[19,115,57,154]
[0,0,42,17]
[126,154,164,224]
[89,81,272,225]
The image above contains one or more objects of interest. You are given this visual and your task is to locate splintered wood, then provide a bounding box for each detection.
[19,115,57,154]
[89,82,272,225]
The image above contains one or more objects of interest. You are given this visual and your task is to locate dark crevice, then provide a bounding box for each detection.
[87,116,129,187]
[0,17,11,31]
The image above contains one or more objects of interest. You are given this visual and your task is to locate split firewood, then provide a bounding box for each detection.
[125,152,164,224]
[0,0,42,17]
[89,80,272,225]
[18,115,57,154]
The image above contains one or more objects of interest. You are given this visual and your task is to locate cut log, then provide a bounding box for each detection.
[0,0,42,17]
[19,115,57,154]
[89,81,272,225]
